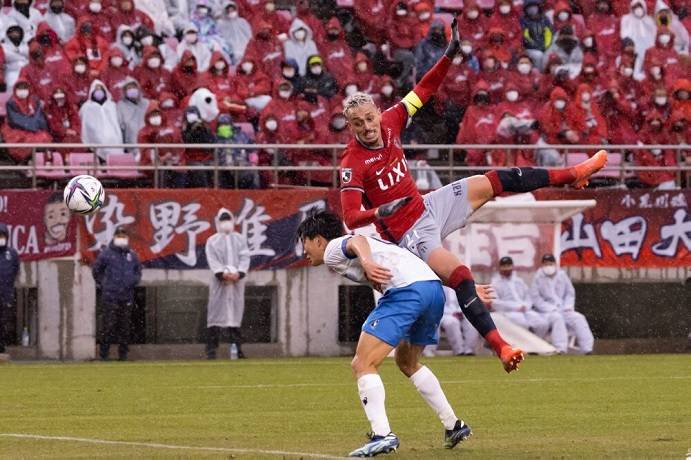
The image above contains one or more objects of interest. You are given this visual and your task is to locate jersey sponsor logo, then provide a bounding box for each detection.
[375,167,386,176]
[365,153,383,165]
[377,158,408,191]
[341,168,352,183]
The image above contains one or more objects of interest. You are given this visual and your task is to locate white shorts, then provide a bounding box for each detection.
[398,178,473,262]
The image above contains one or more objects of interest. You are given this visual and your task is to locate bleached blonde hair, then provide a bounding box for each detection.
[343,92,377,118]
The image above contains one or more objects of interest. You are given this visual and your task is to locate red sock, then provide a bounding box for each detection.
[548,168,576,185]
[484,329,509,356]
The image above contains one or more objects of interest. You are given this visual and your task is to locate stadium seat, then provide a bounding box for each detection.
[67,152,98,176]
[34,152,68,180]
[435,0,464,10]
[336,0,354,7]
[236,122,256,141]
[103,153,144,179]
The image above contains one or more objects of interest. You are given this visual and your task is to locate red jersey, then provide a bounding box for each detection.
[340,103,425,242]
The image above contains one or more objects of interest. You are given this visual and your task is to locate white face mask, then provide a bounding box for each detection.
[345,84,357,96]
[0,238,6,247]
[122,35,133,46]
[265,2,275,11]
[186,113,199,123]
[499,4,511,14]
[15,89,29,99]
[294,29,307,41]
[396,8,407,16]
[228,10,238,18]
[461,44,472,54]
[506,90,518,101]
[583,37,593,47]
[332,116,347,129]
[214,60,226,71]
[581,92,591,103]
[543,265,557,276]
[148,57,161,68]
[651,66,661,77]
[557,11,569,21]
[241,62,253,73]
[357,62,367,72]
[161,99,175,108]
[554,99,566,110]
[283,67,295,78]
[141,35,154,46]
[622,67,633,77]
[89,2,101,12]
[113,237,129,247]
[452,56,463,65]
[110,56,123,67]
[651,148,662,155]
[265,119,278,131]
[310,65,322,75]
[75,64,87,74]
[633,6,644,17]
[185,33,197,44]
[219,221,233,233]
[467,10,479,19]
[381,85,393,96]
[517,62,531,74]
[658,34,670,45]
[278,89,291,99]
[655,96,667,105]
[148,115,162,126]
[419,11,431,20]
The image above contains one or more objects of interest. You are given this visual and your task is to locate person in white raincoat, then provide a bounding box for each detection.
[79,79,125,161]
[204,208,250,359]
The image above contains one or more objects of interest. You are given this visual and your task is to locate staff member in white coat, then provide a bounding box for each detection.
[424,287,480,356]
[530,254,594,354]
[204,208,250,359]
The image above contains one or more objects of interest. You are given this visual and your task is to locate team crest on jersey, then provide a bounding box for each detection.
[341,168,352,183]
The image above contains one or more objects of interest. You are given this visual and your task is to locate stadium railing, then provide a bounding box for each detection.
[0,143,688,189]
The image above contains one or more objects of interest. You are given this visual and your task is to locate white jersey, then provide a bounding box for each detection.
[324,236,439,292]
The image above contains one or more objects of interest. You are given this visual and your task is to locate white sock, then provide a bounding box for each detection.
[357,373,391,436]
[409,366,459,430]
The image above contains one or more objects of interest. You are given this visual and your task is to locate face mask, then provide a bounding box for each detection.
[75,64,87,74]
[310,65,322,75]
[621,67,633,77]
[557,11,569,21]
[452,56,463,65]
[278,89,291,99]
[484,59,496,69]
[554,99,566,110]
[658,34,671,45]
[0,237,6,247]
[345,85,357,96]
[50,3,63,13]
[147,57,161,68]
[518,62,531,74]
[161,99,175,108]
[185,33,197,44]
[53,93,65,105]
[543,265,557,276]
[499,4,511,14]
[197,6,209,15]
[228,10,238,18]
[265,119,277,131]
[122,35,134,46]
[331,116,347,130]
[214,60,226,70]
[597,2,608,12]
[650,122,661,130]
[467,10,479,19]
[186,112,199,123]
[633,6,644,17]
[217,124,233,138]
[89,1,101,12]
[357,62,367,72]
[113,237,128,247]
[265,2,275,12]
[581,92,591,103]
[583,37,593,47]
[526,5,539,15]
[110,56,123,67]
[15,88,29,99]
[396,8,407,16]
[141,35,154,46]
[651,66,661,77]
[294,29,307,41]
[651,148,662,155]
[125,87,139,99]
[282,67,295,78]
[655,96,667,105]
[92,89,106,102]
[219,221,234,233]
[584,67,595,76]
[381,85,393,96]
[419,11,431,20]
[506,90,518,101]
[148,115,162,126]
[241,62,253,73]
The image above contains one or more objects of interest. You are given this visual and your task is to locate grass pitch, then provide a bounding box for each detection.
[1,354,689,459]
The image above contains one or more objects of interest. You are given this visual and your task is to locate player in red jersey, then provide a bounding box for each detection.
[339,16,607,373]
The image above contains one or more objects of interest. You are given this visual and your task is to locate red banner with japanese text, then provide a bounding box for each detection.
[0,190,77,261]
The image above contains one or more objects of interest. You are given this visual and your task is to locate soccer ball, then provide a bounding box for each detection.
[63,175,105,215]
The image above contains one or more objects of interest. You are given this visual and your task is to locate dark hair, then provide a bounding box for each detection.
[295,211,345,242]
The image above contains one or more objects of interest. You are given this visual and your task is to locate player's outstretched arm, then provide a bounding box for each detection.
[341,191,411,229]
[346,235,392,287]
[401,14,459,117]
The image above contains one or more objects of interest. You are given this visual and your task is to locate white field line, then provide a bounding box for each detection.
[0,433,346,459]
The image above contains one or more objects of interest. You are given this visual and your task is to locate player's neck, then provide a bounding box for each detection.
[355,135,384,150]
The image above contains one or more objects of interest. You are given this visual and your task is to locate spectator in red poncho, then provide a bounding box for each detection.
[473,49,507,104]
[64,17,109,75]
[322,104,350,144]
[81,0,115,41]
[352,0,390,44]
[643,26,684,81]
[488,0,523,49]
[458,0,487,46]
[255,110,291,185]
[571,83,608,146]
[493,83,540,166]
[581,30,611,71]
[99,47,133,101]
[599,78,640,144]
[108,0,154,35]
[65,55,93,105]
[33,22,71,71]
[349,52,378,94]
[586,0,621,60]
[249,0,290,39]
[669,109,689,148]
[372,76,399,111]
[634,111,677,189]
[169,50,212,102]
[260,79,297,128]
[548,0,586,38]
[319,17,354,88]
[413,2,434,41]
[283,101,330,185]
[641,56,674,100]
[138,101,185,187]
[132,46,171,99]
[538,87,584,150]
[44,86,81,143]
[576,55,607,101]
[438,52,476,137]
[295,0,325,44]
[18,41,60,102]
[484,27,514,69]
[456,80,499,166]
[387,1,419,51]
[207,51,248,119]
[158,91,183,132]
[509,53,546,109]
[1,78,53,163]
[671,78,690,118]
[614,56,644,111]
[243,20,284,76]
[234,57,273,113]
[640,86,673,124]
[299,80,330,126]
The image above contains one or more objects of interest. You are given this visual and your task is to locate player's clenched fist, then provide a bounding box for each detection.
[376,196,412,218]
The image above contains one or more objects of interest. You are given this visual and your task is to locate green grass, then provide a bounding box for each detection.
[1,354,690,459]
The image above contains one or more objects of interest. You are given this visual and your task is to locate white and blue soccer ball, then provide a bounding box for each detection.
[63,175,105,215]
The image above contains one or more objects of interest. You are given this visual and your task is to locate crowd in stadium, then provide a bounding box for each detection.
[0,0,688,188]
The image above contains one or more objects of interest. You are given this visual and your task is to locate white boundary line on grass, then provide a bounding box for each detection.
[0,433,346,459]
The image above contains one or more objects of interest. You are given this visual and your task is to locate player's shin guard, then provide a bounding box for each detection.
[485,167,576,195]
[448,265,508,356]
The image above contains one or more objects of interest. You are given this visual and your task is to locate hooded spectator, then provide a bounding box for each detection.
[158,90,184,130]
[260,79,296,127]
[654,0,689,54]
[387,1,420,52]
[250,0,290,38]
[302,54,338,99]
[255,109,290,185]
[191,0,231,61]
[295,0,325,44]
[65,55,92,105]
[217,0,252,65]
[111,25,139,67]
[350,52,378,93]
[415,19,448,78]
[456,81,499,166]
[544,25,583,78]
[671,78,690,117]
[42,0,76,42]
[284,100,331,185]
[643,27,685,80]
[64,17,110,74]
[234,57,272,113]
[181,105,216,187]
[521,0,554,69]
[132,45,171,98]
[136,26,177,71]
[318,17,353,88]
[34,22,70,67]
[169,50,212,101]
[641,85,672,123]
[634,110,677,188]
[668,109,689,148]
[353,0,389,44]
[44,85,81,143]
[82,0,115,41]
[215,113,259,189]
[283,18,318,77]
[80,79,125,160]
[100,47,133,101]
[489,0,522,48]
[1,78,52,163]
[109,0,155,34]
[571,83,608,144]
[7,0,43,41]
[177,23,212,71]
[413,2,435,41]
[299,80,330,125]
[579,31,608,71]
[474,49,507,104]
[438,53,476,135]
[548,0,586,38]
[620,0,658,78]
[538,86,584,148]
[138,101,185,187]
[373,76,400,111]
[457,38,480,72]
[576,54,607,100]
[323,104,350,144]
[134,0,176,37]
[509,53,546,108]
[599,78,639,144]
[458,0,487,46]
[494,84,539,166]
[18,40,63,101]
[116,77,149,147]
[586,0,620,62]
[485,27,513,69]
[1,23,29,92]
[278,58,304,94]
[244,20,283,76]
[207,51,247,117]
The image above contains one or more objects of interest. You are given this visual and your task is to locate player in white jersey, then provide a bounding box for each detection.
[296,211,474,457]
